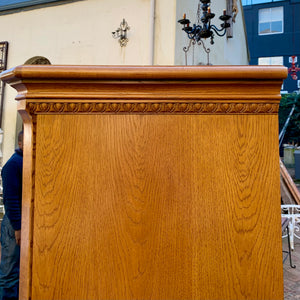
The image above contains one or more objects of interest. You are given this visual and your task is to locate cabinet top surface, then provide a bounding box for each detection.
[0,65,287,82]
[0,66,287,115]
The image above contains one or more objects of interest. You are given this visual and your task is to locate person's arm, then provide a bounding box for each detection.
[15,230,21,245]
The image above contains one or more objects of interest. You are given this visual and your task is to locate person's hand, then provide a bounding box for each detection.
[15,230,21,245]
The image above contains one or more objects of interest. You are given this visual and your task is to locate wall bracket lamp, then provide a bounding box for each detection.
[112,19,130,47]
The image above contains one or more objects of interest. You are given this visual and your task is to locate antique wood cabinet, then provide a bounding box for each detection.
[1,65,287,300]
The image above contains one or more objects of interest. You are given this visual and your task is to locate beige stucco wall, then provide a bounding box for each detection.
[0,0,249,163]
[0,0,156,163]
[153,0,177,65]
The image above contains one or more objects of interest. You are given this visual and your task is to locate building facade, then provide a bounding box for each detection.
[242,0,300,93]
[0,0,249,163]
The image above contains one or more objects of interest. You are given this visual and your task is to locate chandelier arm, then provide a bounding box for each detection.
[183,39,195,53]
[198,40,210,54]
[187,33,196,40]
[185,25,201,38]
[211,25,227,37]
[210,24,225,32]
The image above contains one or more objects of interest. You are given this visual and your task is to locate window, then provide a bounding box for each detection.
[0,41,8,128]
[259,7,283,35]
[258,56,284,89]
[242,0,283,5]
[258,56,283,65]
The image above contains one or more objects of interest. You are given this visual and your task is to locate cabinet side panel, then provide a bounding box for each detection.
[19,117,35,300]
[31,114,282,300]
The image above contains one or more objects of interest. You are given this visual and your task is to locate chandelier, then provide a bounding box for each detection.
[178,0,231,65]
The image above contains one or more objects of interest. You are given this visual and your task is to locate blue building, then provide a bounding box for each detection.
[242,0,300,93]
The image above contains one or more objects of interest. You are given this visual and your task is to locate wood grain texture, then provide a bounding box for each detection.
[17,100,35,300]
[30,114,282,300]
[0,66,287,299]
[1,65,286,105]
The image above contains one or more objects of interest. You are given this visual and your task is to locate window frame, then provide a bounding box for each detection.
[258,56,284,65]
[242,0,284,5]
[0,41,8,128]
[258,6,284,35]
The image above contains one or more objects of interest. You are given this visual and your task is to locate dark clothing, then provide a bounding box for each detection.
[1,149,23,231]
[0,149,23,300]
[0,216,20,300]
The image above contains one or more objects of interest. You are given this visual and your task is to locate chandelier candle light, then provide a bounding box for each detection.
[178,0,231,65]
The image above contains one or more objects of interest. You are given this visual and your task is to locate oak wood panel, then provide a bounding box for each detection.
[1,65,285,104]
[1,65,287,81]
[0,65,287,300]
[17,100,36,300]
[30,113,282,300]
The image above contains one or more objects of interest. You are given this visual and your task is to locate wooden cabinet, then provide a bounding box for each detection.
[1,65,287,299]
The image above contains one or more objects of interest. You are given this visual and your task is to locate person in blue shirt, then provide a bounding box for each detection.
[0,131,23,300]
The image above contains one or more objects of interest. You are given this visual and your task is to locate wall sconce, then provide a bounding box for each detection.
[112,19,130,47]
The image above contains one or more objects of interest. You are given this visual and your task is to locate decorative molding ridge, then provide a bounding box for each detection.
[27,101,279,114]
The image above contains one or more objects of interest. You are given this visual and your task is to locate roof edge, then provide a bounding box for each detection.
[0,0,64,11]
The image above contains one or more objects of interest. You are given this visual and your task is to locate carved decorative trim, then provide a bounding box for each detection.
[27,101,279,114]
